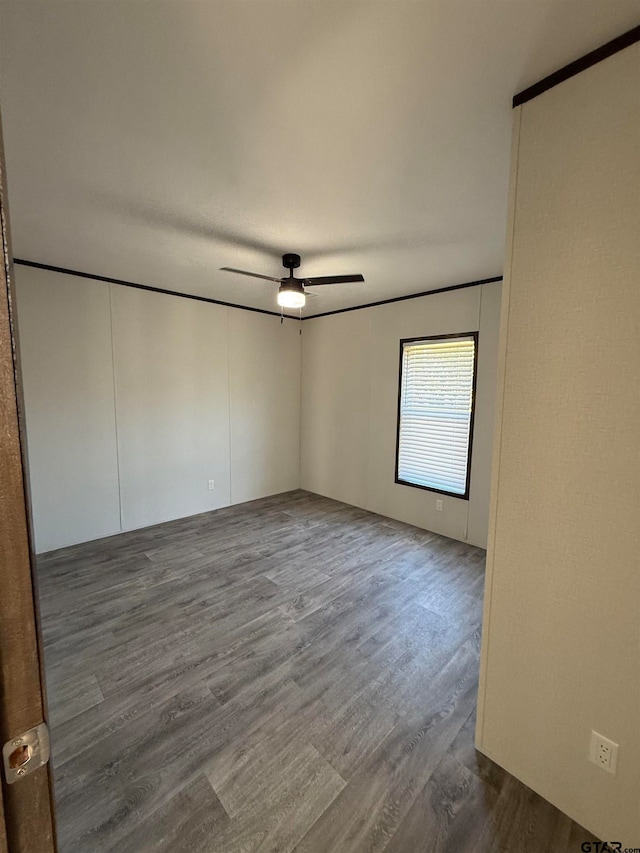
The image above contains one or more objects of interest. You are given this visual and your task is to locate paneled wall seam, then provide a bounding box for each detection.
[298,324,303,490]
[108,283,124,534]
[477,105,522,746]
[226,308,233,505]
[364,312,374,510]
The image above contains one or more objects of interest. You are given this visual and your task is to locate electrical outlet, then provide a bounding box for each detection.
[589,730,618,774]
[208,479,215,491]
[435,499,443,512]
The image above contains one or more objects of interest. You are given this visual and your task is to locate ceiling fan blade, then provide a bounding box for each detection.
[304,274,365,286]
[220,267,282,283]
[303,290,319,297]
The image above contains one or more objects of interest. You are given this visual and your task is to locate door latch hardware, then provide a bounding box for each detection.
[3,723,50,784]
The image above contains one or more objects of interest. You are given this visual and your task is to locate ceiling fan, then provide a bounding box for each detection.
[220,253,364,310]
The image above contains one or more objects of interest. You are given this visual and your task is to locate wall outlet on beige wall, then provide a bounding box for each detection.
[589,731,618,774]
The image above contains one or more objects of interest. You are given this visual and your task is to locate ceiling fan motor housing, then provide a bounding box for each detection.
[279,280,305,296]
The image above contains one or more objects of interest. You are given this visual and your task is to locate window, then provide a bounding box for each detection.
[395,333,478,499]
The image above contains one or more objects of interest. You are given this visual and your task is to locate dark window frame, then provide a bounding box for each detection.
[394,331,479,500]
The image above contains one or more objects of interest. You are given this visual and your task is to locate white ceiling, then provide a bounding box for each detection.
[1,2,638,316]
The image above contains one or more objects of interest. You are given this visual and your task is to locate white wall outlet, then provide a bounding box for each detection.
[589,730,618,774]
[208,479,215,491]
[435,499,443,512]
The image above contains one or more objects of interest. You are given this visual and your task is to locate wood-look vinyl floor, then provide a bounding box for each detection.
[37,490,597,853]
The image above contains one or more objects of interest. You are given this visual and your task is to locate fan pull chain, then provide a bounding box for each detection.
[299,307,302,335]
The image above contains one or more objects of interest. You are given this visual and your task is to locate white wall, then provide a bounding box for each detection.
[110,285,233,531]
[300,281,502,548]
[16,271,121,550]
[17,264,498,553]
[477,45,640,845]
[16,265,301,552]
[300,309,372,511]
[228,310,301,505]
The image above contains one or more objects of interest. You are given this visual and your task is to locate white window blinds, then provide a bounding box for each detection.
[396,335,476,497]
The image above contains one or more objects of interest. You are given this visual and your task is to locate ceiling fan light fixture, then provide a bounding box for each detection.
[277,287,306,309]
[220,252,364,311]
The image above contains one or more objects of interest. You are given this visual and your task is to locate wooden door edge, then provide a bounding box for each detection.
[0,108,57,852]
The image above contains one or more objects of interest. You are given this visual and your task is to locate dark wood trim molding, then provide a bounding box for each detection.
[14,259,502,321]
[305,276,503,320]
[12,258,298,320]
[513,24,640,107]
